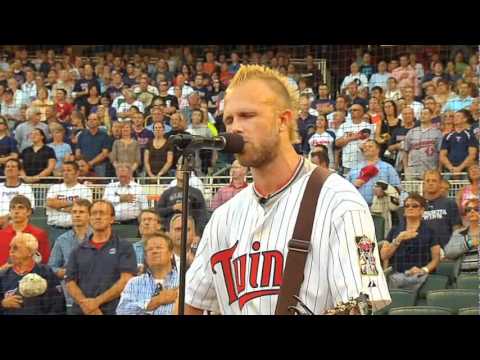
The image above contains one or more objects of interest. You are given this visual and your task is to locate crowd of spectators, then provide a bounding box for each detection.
[0,45,478,315]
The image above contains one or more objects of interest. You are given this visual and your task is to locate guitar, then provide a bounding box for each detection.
[288,293,372,315]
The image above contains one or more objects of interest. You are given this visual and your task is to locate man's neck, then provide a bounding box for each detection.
[365,157,379,164]
[470,222,478,233]
[89,127,99,135]
[134,125,143,132]
[12,221,28,232]
[150,263,173,280]
[423,192,441,201]
[232,178,246,187]
[454,124,465,132]
[420,122,432,130]
[251,146,301,197]
[351,117,363,124]
[74,225,89,240]
[64,181,78,188]
[173,246,180,257]
[92,228,112,243]
[5,177,21,187]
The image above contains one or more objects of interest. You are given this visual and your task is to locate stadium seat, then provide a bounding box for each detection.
[388,306,453,315]
[456,274,479,290]
[458,307,479,316]
[374,289,416,315]
[435,259,461,286]
[112,224,139,239]
[418,274,449,300]
[426,289,478,314]
[371,215,385,242]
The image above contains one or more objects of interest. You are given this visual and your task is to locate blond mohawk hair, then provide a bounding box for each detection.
[226,65,300,144]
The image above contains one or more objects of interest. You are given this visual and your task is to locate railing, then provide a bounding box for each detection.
[20,177,469,211]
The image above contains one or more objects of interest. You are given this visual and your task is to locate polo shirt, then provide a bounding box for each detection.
[441,130,478,166]
[386,222,439,273]
[0,224,51,265]
[65,232,137,315]
[20,145,56,177]
[77,129,112,163]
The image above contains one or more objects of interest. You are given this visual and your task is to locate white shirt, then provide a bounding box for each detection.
[340,73,369,91]
[168,175,205,193]
[336,121,374,169]
[308,131,336,166]
[21,81,37,104]
[133,85,159,96]
[186,165,391,315]
[167,84,194,99]
[103,180,148,221]
[117,100,145,115]
[46,183,93,227]
[0,182,35,217]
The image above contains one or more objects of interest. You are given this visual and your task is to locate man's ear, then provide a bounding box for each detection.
[278,109,294,132]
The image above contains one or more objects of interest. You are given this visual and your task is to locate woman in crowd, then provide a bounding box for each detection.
[32,87,54,122]
[381,193,441,295]
[110,121,140,173]
[20,128,56,183]
[445,198,479,273]
[376,100,400,163]
[456,164,480,225]
[81,84,101,116]
[47,124,73,177]
[306,114,335,167]
[144,121,173,180]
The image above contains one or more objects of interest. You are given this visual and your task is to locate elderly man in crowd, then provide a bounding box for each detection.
[103,162,148,225]
[0,233,66,315]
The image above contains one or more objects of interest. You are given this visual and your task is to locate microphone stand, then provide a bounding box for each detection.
[178,148,195,316]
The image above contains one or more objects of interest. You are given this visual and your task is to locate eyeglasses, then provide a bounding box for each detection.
[404,203,421,209]
[465,207,478,213]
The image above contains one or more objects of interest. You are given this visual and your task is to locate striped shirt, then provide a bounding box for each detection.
[186,158,391,315]
[116,267,179,315]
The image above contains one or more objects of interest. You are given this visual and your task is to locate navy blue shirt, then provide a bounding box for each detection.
[77,129,112,163]
[0,263,66,315]
[441,130,478,166]
[297,114,317,153]
[65,232,137,315]
[0,136,18,176]
[386,222,439,273]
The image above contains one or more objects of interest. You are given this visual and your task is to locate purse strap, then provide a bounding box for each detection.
[275,166,331,315]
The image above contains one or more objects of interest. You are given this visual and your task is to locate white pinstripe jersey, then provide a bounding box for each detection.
[186,159,391,315]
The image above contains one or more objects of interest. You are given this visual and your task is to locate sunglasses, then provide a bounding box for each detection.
[465,207,478,214]
[404,203,421,209]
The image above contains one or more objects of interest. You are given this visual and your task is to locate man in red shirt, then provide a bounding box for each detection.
[210,160,249,210]
[0,195,50,268]
[54,88,73,123]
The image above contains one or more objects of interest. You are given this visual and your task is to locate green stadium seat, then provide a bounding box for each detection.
[435,259,461,286]
[388,306,453,315]
[426,289,478,314]
[456,274,480,290]
[374,289,416,315]
[372,215,385,242]
[418,274,449,299]
[112,224,139,239]
[458,307,479,316]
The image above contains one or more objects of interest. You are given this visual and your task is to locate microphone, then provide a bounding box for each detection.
[169,133,245,154]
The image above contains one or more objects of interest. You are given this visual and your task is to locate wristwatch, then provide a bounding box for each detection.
[421,267,430,274]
